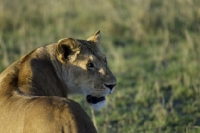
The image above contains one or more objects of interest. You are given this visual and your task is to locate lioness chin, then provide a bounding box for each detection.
[0,30,117,110]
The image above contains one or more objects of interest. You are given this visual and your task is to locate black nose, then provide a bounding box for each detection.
[104,84,116,90]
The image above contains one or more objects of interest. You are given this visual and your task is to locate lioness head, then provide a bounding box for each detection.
[56,31,117,110]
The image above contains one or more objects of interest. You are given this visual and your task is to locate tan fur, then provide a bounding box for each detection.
[0,31,117,132]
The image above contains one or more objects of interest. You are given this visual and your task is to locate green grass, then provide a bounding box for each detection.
[0,0,200,132]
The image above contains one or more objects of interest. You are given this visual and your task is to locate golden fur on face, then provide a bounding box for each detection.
[55,31,117,109]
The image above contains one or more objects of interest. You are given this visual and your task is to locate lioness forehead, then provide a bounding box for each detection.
[77,39,105,59]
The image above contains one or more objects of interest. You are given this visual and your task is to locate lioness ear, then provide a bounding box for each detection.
[56,38,80,63]
[87,30,101,48]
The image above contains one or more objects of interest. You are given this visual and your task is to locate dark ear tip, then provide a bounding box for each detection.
[95,30,100,35]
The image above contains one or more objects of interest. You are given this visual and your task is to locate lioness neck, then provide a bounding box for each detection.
[0,44,69,97]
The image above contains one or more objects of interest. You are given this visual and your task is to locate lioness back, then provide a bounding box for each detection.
[0,92,96,133]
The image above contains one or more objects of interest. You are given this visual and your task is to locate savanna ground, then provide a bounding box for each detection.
[0,0,200,132]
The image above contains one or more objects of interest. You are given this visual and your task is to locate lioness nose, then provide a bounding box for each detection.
[105,84,116,90]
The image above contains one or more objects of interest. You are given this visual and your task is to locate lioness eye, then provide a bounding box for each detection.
[87,62,94,68]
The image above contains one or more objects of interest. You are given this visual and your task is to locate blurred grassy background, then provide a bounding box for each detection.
[0,0,200,132]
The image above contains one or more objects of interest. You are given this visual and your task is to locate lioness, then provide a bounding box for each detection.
[0,31,117,132]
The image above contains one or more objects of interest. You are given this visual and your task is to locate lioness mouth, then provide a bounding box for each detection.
[86,95,106,104]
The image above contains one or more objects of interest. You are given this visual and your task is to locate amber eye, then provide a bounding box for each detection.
[87,62,95,69]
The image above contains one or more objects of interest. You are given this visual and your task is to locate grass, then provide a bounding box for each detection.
[0,0,200,132]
